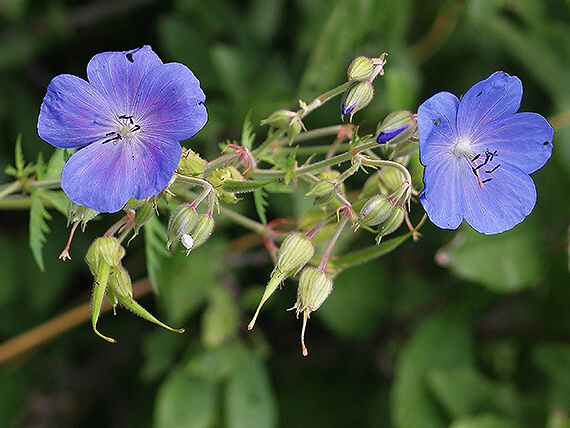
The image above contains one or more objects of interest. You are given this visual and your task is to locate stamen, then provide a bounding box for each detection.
[482,178,492,184]
[486,164,501,174]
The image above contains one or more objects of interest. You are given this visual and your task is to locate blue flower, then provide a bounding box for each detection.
[37,46,207,213]
[418,71,553,234]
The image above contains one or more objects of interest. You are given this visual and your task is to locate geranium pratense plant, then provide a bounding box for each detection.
[0,46,552,355]
[37,45,207,213]
[417,71,553,234]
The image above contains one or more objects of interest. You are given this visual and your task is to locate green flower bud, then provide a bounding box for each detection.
[108,264,133,301]
[177,147,206,177]
[291,267,333,357]
[294,267,333,316]
[378,167,406,195]
[247,233,315,331]
[341,81,374,121]
[85,237,125,273]
[166,204,198,249]
[376,110,417,145]
[376,206,405,243]
[276,233,315,275]
[358,194,394,228]
[260,109,296,128]
[347,56,374,81]
[184,213,215,255]
[361,173,382,199]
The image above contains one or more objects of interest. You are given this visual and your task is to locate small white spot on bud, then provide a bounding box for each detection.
[181,233,194,251]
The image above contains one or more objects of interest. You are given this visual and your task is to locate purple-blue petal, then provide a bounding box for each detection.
[86,46,162,115]
[457,72,522,141]
[419,157,466,231]
[377,124,410,144]
[37,74,113,149]
[462,162,536,234]
[135,63,207,140]
[472,112,553,174]
[417,91,459,166]
[61,136,181,213]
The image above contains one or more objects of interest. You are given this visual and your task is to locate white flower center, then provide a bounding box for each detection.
[451,138,473,159]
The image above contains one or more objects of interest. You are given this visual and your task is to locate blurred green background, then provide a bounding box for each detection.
[0,0,569,426]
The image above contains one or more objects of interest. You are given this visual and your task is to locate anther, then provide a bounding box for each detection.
[486,164,501,174]
[471,153,481,163]
[481,178,492,184]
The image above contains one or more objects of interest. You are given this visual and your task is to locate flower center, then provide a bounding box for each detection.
[451,138,473,159]
[102,114,141,144]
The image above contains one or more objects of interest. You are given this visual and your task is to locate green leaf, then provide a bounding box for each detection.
[201,286,240,348]
[438,222,544,292]
[29,192,52,272]
[220,178,274,194]
[224,349,277,428]
[253,188,268,225]
[43,148,66,181]
[283,145,298,186]
[532,343,570,411]
[144,215,171,293]
[332,231,412,271]
[391,311,474,428]
[427,367,521,420]
[155,369,219,428]
[157,239,226,325]
[318,260,390,339]
[14,133,24,176]
[450,414,521,428]
[39,190,69,216]
[240,109,255,150]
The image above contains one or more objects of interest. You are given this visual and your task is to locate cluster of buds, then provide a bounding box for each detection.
[248,233,315,330]
[85,237,184,343]
[341,54,387,122]
[177,147,206,177]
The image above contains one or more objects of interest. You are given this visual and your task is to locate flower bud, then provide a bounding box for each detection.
[347,53,387,82]
[291,267,333,356]
[177,148,206,177]
[358,194,394,228]
[166,204,198,249]
[108,264,133,301]
[376,110,417,144]
[293,267,333,316]
[341,81,374,121]
[185,213,215,255]
[376,206,405,243]
[306,179,337,205]
[85,237,125,273]
[347,56,374,81]
[260,109,296,128]
[247,233,315,331]
[276,233,315,275]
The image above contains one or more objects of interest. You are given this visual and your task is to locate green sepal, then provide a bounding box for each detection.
[219,178,274,194]
[116,292,185,335]
[247,270,288,330]
[91,260,117,343]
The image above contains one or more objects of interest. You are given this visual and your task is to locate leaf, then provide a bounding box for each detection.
[532,343,570,411]
[253,188,268,225]
[224,349,277,428]
[283,145,298,185]
[427,367,521,420]
[39,190,69,216]
[220,178,274,194]
[318,260,390,339]
[391,311,474,428]
[332,231,413,272]
[43,148,66,181]
[450,414,521,428]
[144,215,171,294]
[155,369,219,428]
[201,286,240,348]
[437,222,544,292]
[29,192,52,272]
[240,109,255,150]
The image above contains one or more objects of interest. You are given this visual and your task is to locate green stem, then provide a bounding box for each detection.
[251,128,286,158]
[0,181,23,200]
[217,204,266,235]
